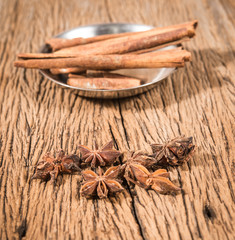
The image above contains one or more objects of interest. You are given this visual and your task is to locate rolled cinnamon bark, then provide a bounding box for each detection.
[18,47,183,59]
[49,20,197,53]
[67,74,141,89]
[129,38,189,55]
[18,21,196,75]
[14,50,191,70]
[46,31,144,51]
[47,39,188,75]
[55,20,197,55]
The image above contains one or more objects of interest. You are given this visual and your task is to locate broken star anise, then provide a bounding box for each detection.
[78,140,121,168]
[151,136,195,166]
[32,150,80,182]
[80,166,124,199]
[121,150,157,183]
[128,163,180,194]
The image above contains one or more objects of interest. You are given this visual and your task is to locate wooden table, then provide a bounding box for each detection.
[0,0,234,239]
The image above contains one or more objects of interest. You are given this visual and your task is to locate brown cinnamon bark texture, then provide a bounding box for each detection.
[67,73,141,89]
[14,50,191,70]
[129,38,189,55]
[18,47,183,59]
[55,20,197,55]
[46,20,197,52]
[16,21,197,75]
[46,40,188,75]
[46,31,144,51]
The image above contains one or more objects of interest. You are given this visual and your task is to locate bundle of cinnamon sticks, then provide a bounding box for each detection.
[14,20,198,90]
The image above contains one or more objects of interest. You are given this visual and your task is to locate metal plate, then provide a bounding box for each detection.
[39,23,177,99]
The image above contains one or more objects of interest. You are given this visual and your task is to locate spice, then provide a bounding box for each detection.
[32,150,80,182]
[14,49,191,70]
[151,136,195,166]
[129,164,180,194]
[17,46,183,59]
[46,31,144,51]
[121,150,156,183]
[80,166,124,199]
[46,20,197,53]
[147,169,180,194]
[49,38,190,75]
[67,73,141,89]
[30,135,196,198]
[123,150,157,167]
[78,140,121,168]
[14,20,198,88]
[55,20,197,55]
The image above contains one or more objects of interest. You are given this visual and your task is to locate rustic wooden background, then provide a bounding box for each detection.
[0,0,234,239]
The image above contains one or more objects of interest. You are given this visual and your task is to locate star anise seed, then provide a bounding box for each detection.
[78,140,121,168]
[128,163,180,194]
[32,150,80,182]
[151,136,195,166]
[80,166,124,199]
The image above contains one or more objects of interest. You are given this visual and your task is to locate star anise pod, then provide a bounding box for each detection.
[32,150,80,182]
[151,136,195,166]
[121,150,157,183]
[128,163,180,194]
[78,140,121,168]
[123,150,157,167]
[80,166,124,199]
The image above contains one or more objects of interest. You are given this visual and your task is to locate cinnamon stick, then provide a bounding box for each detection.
[19,21,197,74]
[129,38,189,55]
[14,50,191,70]
[18,47,183,59]
[67,73,141,89]
[46,31,144,51]
[47,38,188,75]
[19,48,185,75]
[49,20,197,53]
[55,20,197,55]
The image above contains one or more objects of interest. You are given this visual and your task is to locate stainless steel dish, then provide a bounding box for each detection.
[39,23,177,99]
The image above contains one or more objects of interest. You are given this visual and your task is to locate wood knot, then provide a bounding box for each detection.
[17,219,27,239]
[203,205,216,221]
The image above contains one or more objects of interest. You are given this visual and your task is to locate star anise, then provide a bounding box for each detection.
[78,140,121,168]
[80,166,124,199]
[124,150,157,167]
[121,150,157,183]
[127,163,180,194]
[32,150,80,182]
[151,136,195,166]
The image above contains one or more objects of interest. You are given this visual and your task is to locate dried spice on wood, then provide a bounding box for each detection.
[128,163,180,194]
[32,150,80,182]
[80,166,124,199]
[151,136,195,166]
[78,140,121,168]
[121,150,157,183]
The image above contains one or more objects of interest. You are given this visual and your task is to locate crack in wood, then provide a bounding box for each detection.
[17,219,27,239]
[116,103,146,240]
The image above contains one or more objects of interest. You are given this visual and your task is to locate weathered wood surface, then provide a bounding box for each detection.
[0,0,234,239]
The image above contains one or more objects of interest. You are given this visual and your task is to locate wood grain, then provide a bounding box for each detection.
[0,0,234,239]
